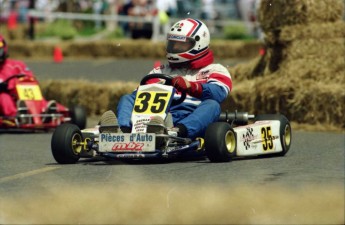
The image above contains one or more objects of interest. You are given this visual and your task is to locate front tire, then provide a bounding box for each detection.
[51,123,82,164]
[255,114,292,156]
[205,122,237,162]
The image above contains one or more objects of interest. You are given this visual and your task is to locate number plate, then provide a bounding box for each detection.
[131,84,174,133]
[234,121,283,156]
[133,91,172,115]
[98,133,156,152]
[16,84,43,100]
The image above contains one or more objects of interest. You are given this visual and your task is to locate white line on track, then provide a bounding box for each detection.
[0,167,60,184]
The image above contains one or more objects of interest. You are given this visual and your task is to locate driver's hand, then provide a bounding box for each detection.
[172,76,191,92]
[172,76,203,98]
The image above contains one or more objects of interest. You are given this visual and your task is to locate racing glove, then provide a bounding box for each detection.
[0,81,7,92]
[172,76,203,98]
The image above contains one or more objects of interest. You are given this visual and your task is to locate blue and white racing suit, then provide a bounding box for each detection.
[117,62,232,139]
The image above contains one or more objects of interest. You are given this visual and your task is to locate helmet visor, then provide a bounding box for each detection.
[166,37,196,54]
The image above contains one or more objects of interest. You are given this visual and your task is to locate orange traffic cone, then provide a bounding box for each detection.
[53,46,63,63]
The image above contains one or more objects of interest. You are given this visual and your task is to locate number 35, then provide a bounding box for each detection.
[261,126,273,151]
[134,92,168,113]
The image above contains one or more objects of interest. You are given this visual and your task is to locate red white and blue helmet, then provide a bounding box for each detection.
[0,35,8,62]
[166,18,210,64]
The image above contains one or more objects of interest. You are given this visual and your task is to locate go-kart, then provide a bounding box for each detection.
[0,74,87,131]
[51,74,292,164]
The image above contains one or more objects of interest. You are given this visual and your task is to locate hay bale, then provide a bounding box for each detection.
[279,21,345,41]
[41,80,137,115]
[211,40,262,58]
[229,0,345,129]
[280,57,345,84]
[258,0,344,32]
[228,56,265,81]
[221,76,345,128]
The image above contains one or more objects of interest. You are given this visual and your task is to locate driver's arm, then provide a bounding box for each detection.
[13,60,34,77]
[200,65,232,102]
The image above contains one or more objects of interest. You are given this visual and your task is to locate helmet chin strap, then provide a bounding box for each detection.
[169,50,214,69]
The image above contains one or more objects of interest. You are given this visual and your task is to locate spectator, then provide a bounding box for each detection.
[156,0,177,17]
[152,0,177,41]
[118,0,135,37]
[201,0,216,20]
[127,0,155,39]
[93,0,104,29]
[237,0,257,38]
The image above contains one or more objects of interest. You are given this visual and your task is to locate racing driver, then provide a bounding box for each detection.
[116,18,232,139]
[0,35,56,124]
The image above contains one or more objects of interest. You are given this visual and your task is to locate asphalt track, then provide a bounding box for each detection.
[25,58,245,82]
[0,59,344,224]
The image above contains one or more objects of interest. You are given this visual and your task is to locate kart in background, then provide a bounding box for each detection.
[51,74,291,164]
[0,74,87,131]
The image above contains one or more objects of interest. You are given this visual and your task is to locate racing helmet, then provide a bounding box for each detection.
[0,35,8,62]
[166,18,210,64]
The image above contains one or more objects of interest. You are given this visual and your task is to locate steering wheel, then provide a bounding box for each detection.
[3,74,27,83]
[140,73,187,106]
[0,74,27,92]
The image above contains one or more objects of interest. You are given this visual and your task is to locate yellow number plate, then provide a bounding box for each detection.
[133,91,172,115]
[261,126,274,151]
[16,85,43,100]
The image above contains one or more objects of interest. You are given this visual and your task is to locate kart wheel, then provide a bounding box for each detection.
[205,122,237,162]
[255,114,292,156]
[70,105,87,129]
[51,123,82,164]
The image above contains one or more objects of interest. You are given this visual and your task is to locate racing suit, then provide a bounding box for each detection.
[117,51,232,139]
[0,59,34,116]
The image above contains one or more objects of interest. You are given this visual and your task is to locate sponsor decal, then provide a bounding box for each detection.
[112,142,144,151]
[167,56,179,61]
[130,133,154,142]
[133,118,150,132]
[116,154,146,159]
[112,134,154,151]
[167,34,186,42]
[196,70,210,80]
[173,22,184,30]
[99,133,155,152]
[241,128,255,150]
[100,134,125,142]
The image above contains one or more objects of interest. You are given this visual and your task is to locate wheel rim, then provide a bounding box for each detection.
[284,125,291,147]
[225,130,236,154]
[71,133,82,155]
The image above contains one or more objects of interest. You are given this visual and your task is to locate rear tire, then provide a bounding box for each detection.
[51,123,82,164]
[70,105,87,129]
[205,122,237,162]
[255,114,292,156]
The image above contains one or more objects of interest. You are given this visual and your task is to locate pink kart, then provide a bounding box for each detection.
[0,74,86,131]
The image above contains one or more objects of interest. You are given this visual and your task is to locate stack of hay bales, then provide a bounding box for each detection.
[41,80,137,115]
[229,0,345,129]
